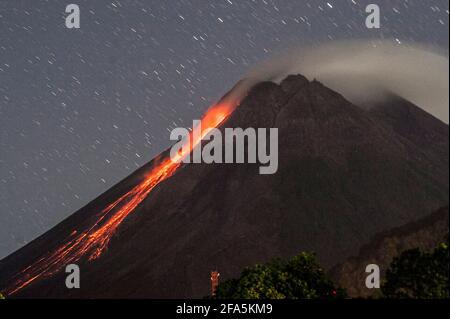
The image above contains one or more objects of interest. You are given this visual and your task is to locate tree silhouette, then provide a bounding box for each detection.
[382,242,449,298]
[215,252,345,299]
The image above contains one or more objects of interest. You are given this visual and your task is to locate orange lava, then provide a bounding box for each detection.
[3,101,235,296]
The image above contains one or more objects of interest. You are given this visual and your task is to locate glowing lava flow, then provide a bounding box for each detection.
[3,101,235,296]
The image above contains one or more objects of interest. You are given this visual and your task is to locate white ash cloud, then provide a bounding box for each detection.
[244,40,449,123]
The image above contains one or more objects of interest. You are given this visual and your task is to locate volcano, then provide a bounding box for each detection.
[0,74,448,298]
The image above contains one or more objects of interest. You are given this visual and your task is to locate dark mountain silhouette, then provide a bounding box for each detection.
[0,74,448,298]
[330,206,449,297]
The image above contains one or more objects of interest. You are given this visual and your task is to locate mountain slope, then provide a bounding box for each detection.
[0,74,448,298]
[330,206,449,297]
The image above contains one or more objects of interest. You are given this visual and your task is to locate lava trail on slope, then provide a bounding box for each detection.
[2,100,237,296]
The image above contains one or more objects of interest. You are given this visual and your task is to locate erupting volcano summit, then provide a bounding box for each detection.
[0,74,448,298]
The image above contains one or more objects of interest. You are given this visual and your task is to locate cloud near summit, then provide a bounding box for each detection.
[242,40,449,123]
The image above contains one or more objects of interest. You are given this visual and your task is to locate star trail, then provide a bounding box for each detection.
[0,0,448,258]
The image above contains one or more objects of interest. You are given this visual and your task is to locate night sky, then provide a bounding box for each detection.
[0,0,448,258]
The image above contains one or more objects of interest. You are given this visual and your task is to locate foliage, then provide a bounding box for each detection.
[215,252,346,299]
[0,292,4,299]
[381,243,449,299]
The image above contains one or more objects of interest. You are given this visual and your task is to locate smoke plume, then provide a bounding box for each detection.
[242,40,449,123]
